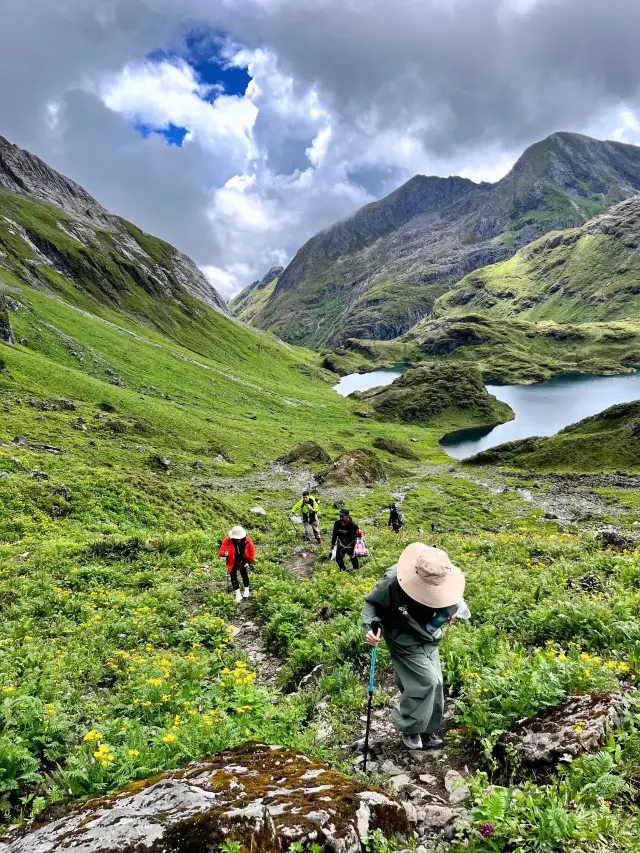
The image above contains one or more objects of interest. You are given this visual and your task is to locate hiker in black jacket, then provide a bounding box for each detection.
[389,503,404,533]
[331,509,362,571]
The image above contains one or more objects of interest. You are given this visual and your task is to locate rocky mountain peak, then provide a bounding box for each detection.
[0,136,228,316]
[0,136,110,225]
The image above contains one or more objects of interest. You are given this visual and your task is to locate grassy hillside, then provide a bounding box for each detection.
[358,362,514,428]
[322,314,640,385]
[465,401,640,473]
[435,197,640,324]
[228,267,283,324]
[2,171,640,850]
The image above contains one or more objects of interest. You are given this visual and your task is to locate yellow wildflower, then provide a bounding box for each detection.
[83,730,103,743]
[128,749,140,757]
[162,733,177,744]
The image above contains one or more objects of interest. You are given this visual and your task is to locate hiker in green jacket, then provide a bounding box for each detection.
[362,543,466,750]
[291,490,323,543]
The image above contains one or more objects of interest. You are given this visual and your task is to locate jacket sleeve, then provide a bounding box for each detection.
[218,537,230,558]
[245,538,256,563]
[331,521,339,547]
[361,573,392,634]
[291,499,303,515]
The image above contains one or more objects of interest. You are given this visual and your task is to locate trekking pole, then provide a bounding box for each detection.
[363,644,378,773]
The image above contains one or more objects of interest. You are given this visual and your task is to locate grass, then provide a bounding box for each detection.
[2,182,640,850]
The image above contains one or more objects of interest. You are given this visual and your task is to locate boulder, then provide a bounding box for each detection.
[318,450,387,487]
[443,770,470,805]
[596,528,638,552]
[278,442,331,465]
[151,455,171,472]
[0,745,408,853]
[496,692,626,767]
[372,437,420,461]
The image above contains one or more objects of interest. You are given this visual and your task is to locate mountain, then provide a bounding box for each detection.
[228,266,283,323]
[0,136,228,319]
[433,196,640,323]
[232,132,640,346]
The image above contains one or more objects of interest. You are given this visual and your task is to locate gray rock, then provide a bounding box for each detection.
[418,773,438,786]
[444,770,470,805]
[388,774,413,794]
[381,759,405,776]
[1,746,407,853]
[250,506,267,516]
[418,804,460,830]
[297,664,324,691]
[497,691,627,767]
[49,485,72,502]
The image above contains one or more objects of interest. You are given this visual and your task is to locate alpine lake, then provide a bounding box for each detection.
[335,369,640,460]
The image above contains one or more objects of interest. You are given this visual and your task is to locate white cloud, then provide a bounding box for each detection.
[100,58,258,158]
[3,0,640,301]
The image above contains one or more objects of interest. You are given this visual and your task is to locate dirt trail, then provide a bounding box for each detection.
[229,544,320,686]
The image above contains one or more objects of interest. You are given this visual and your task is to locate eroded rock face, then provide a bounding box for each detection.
[318,450,387,486]
[279,442,331,465]
[1,745,407,853]
[497,692,626,767]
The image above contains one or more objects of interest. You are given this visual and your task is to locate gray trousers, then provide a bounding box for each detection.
[303,519,321,541]
[386,638,444,735]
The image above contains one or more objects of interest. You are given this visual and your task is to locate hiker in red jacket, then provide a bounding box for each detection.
[219,525,256,603]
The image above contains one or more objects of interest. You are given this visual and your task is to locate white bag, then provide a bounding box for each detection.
[456,599,471,621]
[331,545,337,560]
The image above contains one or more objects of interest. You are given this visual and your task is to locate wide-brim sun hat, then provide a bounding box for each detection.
[229,525,247,539]
[397,542,465,608]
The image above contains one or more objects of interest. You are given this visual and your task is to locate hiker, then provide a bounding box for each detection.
[362,543,466,750]
[291,490,322,543]
[331,509,362,571]
[219,525,256,603]
[388,503,405,533]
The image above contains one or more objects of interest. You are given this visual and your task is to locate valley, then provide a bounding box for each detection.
[0,133,639,853]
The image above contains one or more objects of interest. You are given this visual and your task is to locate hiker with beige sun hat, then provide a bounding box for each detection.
[362,542,469,750]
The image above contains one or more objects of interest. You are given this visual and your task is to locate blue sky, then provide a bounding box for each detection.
[139,32,253,147]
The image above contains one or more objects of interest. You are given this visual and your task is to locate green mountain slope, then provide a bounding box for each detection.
[435,197,640,323]
[234,132,640,346]
[466,401,640,472]
[228,266,283,324]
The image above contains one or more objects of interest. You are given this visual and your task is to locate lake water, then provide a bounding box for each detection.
[333,367,405,396]
[441,373,640,460]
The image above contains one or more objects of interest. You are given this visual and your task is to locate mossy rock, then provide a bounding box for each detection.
[2,745,407,853]
[278,441,331,465]
[372,436,420,460]
[361,362,513,428]
[318,449,387,486]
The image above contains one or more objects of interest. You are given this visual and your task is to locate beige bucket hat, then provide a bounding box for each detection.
[397,543,465,608]
[229,525,247,539]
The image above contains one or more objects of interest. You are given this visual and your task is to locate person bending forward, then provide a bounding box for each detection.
[362,543,466,750]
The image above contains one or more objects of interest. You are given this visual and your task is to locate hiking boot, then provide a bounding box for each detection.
[243,587,251,599]
[422,733,443,749]
[401,733,423,750]
[234,589,243,603]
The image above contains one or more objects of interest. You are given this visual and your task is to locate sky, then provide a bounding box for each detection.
[2,0,640,299]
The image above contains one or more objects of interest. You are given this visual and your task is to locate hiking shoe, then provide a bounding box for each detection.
[243,587,251,599]
[401,733,423,750]
[234,589,243,603]
[422,733,443,749]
